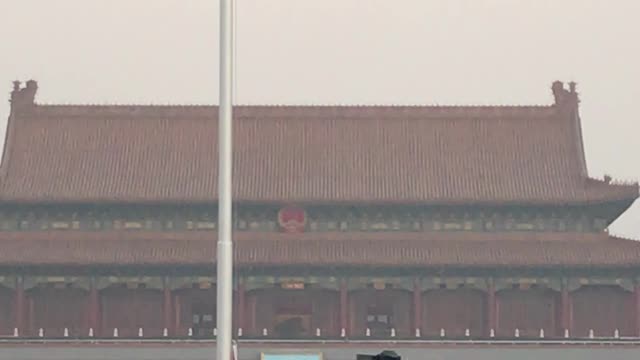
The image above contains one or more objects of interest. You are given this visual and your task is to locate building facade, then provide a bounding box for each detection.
[0,80,638,340]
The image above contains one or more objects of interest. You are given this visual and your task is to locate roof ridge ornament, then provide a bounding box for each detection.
[10,79,38,111]
[594,175,639,187]
[551,80,579,108]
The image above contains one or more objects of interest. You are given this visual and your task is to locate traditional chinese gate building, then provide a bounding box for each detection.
[0,80,638,339]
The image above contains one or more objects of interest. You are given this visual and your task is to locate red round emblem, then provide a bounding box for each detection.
[278,206,306,233]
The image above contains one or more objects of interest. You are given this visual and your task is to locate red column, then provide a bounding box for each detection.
[163,277,173,336]
[237,279,246,333]
[248,293,256,335]
[340,279,348,336]
[413,278,422,335]
[635,283,640,337]
[173,293,181,334]
[27,298,34,336]
[14,276,25,334]
[561,280,571,335]
[88,278,99,336]
[486,278,497,336]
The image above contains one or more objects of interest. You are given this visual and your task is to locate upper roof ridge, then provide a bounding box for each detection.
[11,79,573,112]
[36,102,553,108]
[31,102,558,120]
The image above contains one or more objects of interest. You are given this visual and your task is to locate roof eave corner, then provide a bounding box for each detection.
[606,187,639,226]
[632,182,640,202]
[600,176,640,198]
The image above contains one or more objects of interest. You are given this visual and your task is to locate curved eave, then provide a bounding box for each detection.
[0,231,639,269]
[0,191,636,207]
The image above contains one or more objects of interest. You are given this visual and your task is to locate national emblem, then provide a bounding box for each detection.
[278,206,306,233]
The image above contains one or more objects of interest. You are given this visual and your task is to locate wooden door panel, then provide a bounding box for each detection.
[572,285,634,337]
[101,287,163,337]
[29,287,88,337]
[423,288,485,337]
[496,288,558,338]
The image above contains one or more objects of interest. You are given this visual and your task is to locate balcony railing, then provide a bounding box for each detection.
[2,326,640,346]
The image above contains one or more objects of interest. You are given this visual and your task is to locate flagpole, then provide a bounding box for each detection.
[217,0,234,359]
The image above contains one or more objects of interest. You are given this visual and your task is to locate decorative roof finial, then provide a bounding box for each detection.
[9,79,38,110]
[552,80,579,108]
[25,79,38,90]
[551,81,565,105]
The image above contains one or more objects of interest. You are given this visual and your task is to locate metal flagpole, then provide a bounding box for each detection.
[217,0,234,359]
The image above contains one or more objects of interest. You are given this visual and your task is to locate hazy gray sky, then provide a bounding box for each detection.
[1,0,638,237]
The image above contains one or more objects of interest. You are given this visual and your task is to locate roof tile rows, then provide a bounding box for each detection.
[0,231,638,268]
[1,97,637,204]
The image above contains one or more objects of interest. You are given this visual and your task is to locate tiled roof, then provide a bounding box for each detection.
[0,231,639,268]
[1,82,637,204]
